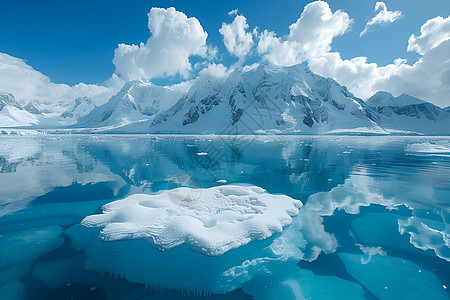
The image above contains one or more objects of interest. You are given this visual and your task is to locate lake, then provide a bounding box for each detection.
[0,134,449,300]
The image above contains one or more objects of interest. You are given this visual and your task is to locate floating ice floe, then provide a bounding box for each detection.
[405,141,450,156]
[81,185,302,256]
[67,185,321,294]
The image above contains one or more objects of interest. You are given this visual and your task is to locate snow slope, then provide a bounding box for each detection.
[0,93,38,127]
[76,79,184,128]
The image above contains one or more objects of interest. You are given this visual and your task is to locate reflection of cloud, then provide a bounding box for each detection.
[356,244,386,264]
[399,216,450,262]
[306,173,398,215]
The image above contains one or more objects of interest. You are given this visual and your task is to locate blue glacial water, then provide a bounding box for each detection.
[0,134,449,300]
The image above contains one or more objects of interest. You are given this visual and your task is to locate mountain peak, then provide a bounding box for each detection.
[366,91,426,108]
[0,92,23,110]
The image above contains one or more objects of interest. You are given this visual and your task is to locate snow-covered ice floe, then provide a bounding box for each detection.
[81,185,302,256]
[67,185,309,294]
[405,141,450,156]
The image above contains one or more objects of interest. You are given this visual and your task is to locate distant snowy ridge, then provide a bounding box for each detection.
[366,91,450,135]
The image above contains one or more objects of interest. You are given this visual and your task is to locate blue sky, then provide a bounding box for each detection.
[0,0,449,106]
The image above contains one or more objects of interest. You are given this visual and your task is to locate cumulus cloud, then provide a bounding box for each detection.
[219,12,254,63]
[255,1,450,106]
[0,52,122,104]
[260,1,352,66]
[306,39,450,106]
[306,20,450,106]
[198,63,231,79]
[360,2,403,37]
[374,40,450,105]
[113,7,208,81]
[256,30,280,55]
[407,15,450,55]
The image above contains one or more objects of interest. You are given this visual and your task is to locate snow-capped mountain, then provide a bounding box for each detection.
[61,97,95,120]
[366,91,450,134]
[76,79,184,128]
[0,92,38,127]
[121,63,383,134]
[2,64,450,134]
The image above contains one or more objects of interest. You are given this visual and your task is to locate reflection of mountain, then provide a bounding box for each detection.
[0,137,126,216]
[79,136,365,201]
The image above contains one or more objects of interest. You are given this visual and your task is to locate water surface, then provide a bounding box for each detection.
[0,135,449,299]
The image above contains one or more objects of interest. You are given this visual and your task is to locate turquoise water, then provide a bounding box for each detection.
[0,135,449,299]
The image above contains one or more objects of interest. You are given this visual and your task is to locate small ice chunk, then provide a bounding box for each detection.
[216,179,227,184]
[196,152,208,156]
[405,141,450,156]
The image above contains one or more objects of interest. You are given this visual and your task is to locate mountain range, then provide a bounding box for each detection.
[1,63,449,135]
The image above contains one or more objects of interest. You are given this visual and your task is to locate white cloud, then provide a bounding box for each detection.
[0,52,122,104]
[287,1,351,57]
[256,30,280,55]
[360,2,403,37]
[307,34,450,107]
[198,63,231,79]
[113,7,208,81]
[374,40,450,106]
[219,13,254,63]
[260,1,352,66]
[307,51,406,99]
[407,15,450,55]
[228,9,238,16]
[255,1,449,107]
